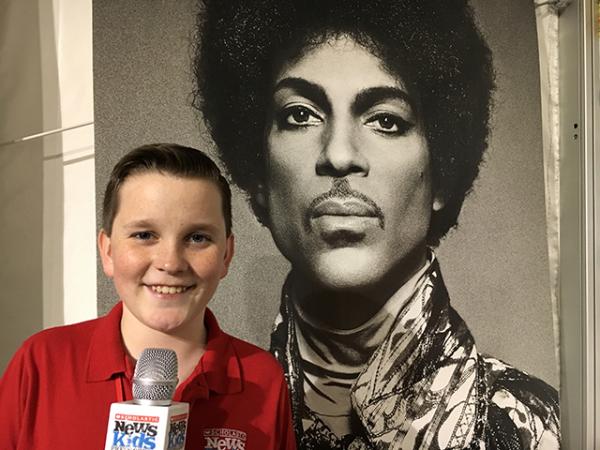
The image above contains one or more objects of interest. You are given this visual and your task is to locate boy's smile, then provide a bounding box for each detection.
[98,172,234,338]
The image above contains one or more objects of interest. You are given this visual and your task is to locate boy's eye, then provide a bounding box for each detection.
[277,105,322,129]
[365,113,412,135]
[132,231,153,240]
[188,232,208,244]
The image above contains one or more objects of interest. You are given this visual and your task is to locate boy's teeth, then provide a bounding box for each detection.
[151,285,187,294]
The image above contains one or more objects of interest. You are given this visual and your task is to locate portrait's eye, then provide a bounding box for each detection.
[277,105,322,130]
[365,113,413,136]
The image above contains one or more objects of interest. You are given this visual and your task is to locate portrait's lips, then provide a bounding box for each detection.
[303,179,386,236]
[306,196,385,247]
[310,198,379,219]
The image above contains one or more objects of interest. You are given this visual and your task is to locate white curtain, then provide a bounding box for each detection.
[534,0,562,384]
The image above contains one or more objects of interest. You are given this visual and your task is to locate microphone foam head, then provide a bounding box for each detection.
[132,348,178,406]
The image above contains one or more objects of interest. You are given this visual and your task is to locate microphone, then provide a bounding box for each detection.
[133,348,178,406]
[104,348,189,450]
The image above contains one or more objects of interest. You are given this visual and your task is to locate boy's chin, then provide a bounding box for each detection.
[145,311,201,334]
[127,306,202,336]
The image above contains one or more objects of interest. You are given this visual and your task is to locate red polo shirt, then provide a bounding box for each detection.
[0,303,296,450]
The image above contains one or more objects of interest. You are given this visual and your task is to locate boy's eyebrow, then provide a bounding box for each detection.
[122,219,155,229]
[121,219,221,233]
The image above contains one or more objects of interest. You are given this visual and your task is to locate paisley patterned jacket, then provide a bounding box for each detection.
[270,261,560,450]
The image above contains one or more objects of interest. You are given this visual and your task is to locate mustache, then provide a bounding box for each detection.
[304,178,385,230]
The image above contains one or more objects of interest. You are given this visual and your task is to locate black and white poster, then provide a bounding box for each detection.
[94,0,560,447]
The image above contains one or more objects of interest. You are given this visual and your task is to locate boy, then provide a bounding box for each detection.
[0,143,296,449]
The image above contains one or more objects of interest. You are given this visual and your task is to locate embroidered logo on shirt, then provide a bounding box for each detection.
[204,428,247,450]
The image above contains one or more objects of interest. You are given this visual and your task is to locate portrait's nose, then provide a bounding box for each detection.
[316,118,369,178]
[154,240,188,274]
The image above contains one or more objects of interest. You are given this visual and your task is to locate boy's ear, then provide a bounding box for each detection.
[220,234,235,279]
[98,229,114,278]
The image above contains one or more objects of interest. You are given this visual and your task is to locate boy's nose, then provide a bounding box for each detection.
[154,242,188,273]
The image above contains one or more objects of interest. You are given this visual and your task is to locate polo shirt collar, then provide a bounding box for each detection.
[85,302,243,396]
[195,308,242,396]
[86,302,130,382]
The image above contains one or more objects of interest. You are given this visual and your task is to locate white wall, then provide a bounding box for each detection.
[0,0,97,372]
[41,0,97,328]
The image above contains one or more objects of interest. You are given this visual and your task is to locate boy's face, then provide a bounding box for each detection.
[98,172,234,336]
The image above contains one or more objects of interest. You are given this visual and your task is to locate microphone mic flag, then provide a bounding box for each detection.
[104,348,189,450]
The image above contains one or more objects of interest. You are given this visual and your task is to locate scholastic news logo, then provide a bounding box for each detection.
[167,413,188,450]
[204,428,247,450]
[109,414,159,450]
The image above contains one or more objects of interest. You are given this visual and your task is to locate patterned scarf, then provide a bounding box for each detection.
[270,261,560,449]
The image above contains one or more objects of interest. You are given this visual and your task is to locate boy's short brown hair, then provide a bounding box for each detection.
[102,143,232,236]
